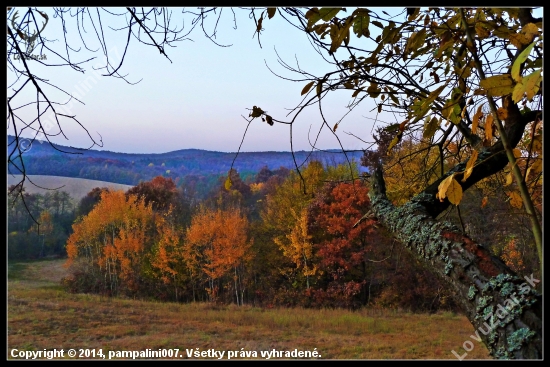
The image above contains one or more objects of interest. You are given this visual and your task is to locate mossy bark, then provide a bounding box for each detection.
[368,165,542,359]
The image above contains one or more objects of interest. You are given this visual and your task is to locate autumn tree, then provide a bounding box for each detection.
[185,206,252,304]
[148,209,190,302]
[126,176,193,227]
[258,161,360,304]
[77,187,111,217]
[306,182,375,308]
[65,190,154,295]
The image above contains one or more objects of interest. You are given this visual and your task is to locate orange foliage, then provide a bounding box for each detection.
[501,237,525,273]
[185,206,252,300]
[65,190,154,294]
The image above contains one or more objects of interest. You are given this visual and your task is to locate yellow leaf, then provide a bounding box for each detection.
[475,22,491,39]
[437,174,455,202]
[512,148,522,158]
[512,69,542,102]
[507,191,523,209]
[472,105,483,134]
[504,171,513,186]
[511,42,535,82]
[473,88,487,96]
[508,23,539,48]
[301,81,315,95]
[333,123,338,132]
[525,69,543,100]
[446,178,463,205]
[387,136,400,154]
[405,28,426,54]
[481,196,488,209]
[329,19,353,53]
[526,159,542,179]
[462,150,478,182]
[485,114,494,140]
[479,74,515,97]
[531,134,542,153]
[224,176,232,191]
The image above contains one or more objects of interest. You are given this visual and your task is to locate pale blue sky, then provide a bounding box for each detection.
[12,7,539,154]
[8,7,406,154]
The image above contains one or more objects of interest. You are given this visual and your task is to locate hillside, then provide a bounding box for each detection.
[8,135,366,189]
[7,175,133,200]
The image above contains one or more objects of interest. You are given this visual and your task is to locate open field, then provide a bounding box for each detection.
[7,260,491,360]
[7,175,133,200]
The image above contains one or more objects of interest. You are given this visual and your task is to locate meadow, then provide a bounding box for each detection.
[7,259,491,360]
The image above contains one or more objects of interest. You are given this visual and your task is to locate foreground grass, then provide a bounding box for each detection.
[8,260,491,360]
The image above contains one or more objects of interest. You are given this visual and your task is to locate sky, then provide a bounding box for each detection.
[8,7,409,154]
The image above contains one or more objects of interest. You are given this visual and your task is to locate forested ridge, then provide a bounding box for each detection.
[8,135,365,197]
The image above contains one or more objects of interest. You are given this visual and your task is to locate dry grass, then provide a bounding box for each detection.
[8,175,132,200]
[8,260,491,360]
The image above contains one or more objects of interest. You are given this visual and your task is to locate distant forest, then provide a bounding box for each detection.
[8,135,366,198]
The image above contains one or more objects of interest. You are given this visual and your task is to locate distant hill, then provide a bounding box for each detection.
[8,175,133,200]
[7,135,367,197]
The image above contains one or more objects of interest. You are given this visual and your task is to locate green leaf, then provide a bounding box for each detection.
[384,123,400,133]
[388,92,399,105]
[353,13,370,38]
[423,116,440,139]
[512,42,535,82]
[319,8,342,21]
[511,42,535,82]
[479,74,515,97]
[301,81,315,95]
[412,85,445,118]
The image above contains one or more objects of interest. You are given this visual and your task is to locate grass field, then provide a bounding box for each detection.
[7,259,492,360]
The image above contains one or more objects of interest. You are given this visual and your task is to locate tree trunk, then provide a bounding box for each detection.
[368,165,542,359]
